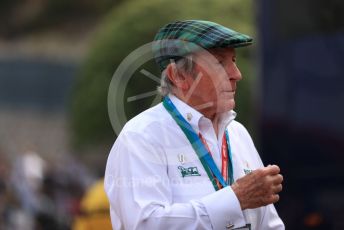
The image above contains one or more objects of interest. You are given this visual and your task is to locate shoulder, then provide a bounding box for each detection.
[119,102,173,139]
[227,120,252,139]
[108,103,169,164]
[227,120,258,153]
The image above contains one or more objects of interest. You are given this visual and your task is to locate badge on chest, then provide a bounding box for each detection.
[178,166,201,177]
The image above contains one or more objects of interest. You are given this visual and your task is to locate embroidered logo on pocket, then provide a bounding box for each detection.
[178,166,201,177]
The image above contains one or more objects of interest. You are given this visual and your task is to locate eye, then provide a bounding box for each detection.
[216,58,225,65]
[232,56,236,63]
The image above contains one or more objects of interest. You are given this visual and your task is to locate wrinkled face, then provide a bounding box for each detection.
[185,47,242,117]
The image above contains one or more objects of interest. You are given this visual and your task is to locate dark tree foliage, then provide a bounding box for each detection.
[70,0,255,150]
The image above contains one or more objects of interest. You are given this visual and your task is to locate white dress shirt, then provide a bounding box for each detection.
[104,94,285,230]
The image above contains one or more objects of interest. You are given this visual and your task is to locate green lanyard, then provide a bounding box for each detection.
[163,96,234,190]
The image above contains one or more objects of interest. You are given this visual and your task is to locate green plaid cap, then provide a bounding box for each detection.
[152,20,253,71]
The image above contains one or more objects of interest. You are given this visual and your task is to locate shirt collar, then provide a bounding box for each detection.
[168,94,237,134]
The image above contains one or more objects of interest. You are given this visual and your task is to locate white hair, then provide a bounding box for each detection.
[157,56,195,96]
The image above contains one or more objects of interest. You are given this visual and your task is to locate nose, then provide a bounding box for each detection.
[227,63,242,81]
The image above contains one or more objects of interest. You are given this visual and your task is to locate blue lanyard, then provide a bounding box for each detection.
[163,96,234,190]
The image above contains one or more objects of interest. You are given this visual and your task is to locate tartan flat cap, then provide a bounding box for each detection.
[152,20,253,71]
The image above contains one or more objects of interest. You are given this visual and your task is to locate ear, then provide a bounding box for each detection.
[166,62,189,90]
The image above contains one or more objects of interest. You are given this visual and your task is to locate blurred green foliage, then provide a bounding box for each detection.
[71,0,255,150]
[0,0,121,37]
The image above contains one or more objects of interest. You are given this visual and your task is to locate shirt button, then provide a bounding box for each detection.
[186,112,193,121]
[226,223,235,229]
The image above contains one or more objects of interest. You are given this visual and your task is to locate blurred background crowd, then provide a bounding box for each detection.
[0,0,343,229]
[1,0,117,229]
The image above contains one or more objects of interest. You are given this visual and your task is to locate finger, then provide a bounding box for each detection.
[272,184,283,193]
[265,194,280,205]
[264,165,280,175]
[271,194,280,203]
[270,174,283,185]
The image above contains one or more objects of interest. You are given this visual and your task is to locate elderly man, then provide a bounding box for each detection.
[105,20,284,229]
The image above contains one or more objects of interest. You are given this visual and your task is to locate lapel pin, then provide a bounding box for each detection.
[186,113,193,121]
[178,154,186,164]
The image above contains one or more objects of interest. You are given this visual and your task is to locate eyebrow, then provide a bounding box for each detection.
[210,49,235,60]
[213,53,225,60]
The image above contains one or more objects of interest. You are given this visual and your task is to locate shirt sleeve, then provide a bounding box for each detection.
[234,122,285,230]
[104,130,246,230]
[259,204,285,230]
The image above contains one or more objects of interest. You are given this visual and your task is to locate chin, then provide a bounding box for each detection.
[231,101,236,110]
[217,100,235,113]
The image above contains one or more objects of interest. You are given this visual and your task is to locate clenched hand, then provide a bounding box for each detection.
[231,165,283,210]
